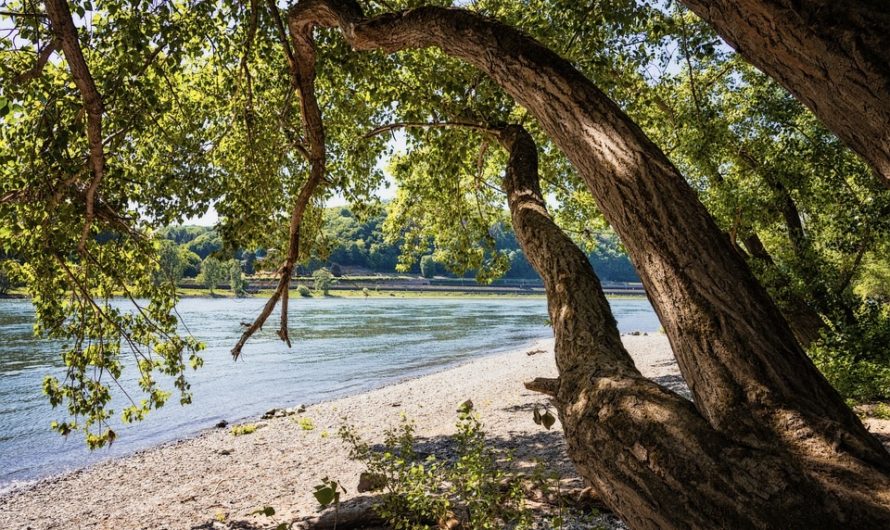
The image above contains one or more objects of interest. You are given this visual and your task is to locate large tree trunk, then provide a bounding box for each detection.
[288,1,890,524]
[678,0,890,187]
[290,0,888,457]
[498,124,886,528]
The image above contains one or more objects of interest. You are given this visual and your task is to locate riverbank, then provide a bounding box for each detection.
[0,334,672,529]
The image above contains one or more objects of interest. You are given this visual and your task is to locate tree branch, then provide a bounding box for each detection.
[13,40,58,84]
[231,0,330,359]
[44,0,105,253]
[524,377,559,397]
[363,120,498,139]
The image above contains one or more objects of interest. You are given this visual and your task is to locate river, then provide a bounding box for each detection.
[0,296,659,489]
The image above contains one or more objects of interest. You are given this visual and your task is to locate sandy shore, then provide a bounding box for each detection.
[0,335,680,529]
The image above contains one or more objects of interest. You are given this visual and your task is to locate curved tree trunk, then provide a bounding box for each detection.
[498,124,885,528]
[289,0,888,463]
[678,0,890,187]
[287,1,890,524]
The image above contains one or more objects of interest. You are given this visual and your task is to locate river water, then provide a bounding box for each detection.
[0,296,659,489]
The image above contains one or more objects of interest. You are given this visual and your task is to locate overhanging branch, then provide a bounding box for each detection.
[44,0,106,253]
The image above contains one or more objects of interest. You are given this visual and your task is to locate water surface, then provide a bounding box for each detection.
[0,296,658,488]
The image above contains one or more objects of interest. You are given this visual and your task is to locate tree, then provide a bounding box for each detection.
[180,249,202,279]
[155,239,185,286]
[312,267,334,295]
[678,0,890,187]
[3,0,889,525]
[286,0,890,525]
[187,232,223,260]
[242,250,256,275]
[198,257,226,295]
[229,259,245,296]
[0,261,13,296]
[419,255,436,278]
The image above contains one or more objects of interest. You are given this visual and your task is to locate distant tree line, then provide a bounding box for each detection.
[153,207,641,285]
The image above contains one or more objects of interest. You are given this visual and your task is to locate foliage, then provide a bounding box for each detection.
[298,416,315,431]
[339,412,531,529]
[808,301,890,401]
[229,259,245,296]
[312,268,334,295]
[154,239,186,286]
[297,284,312,298]
[856,242,890,302]
[0,259,17,295]
[532,404,557,430]
[313,477,345,507]
[419,255,436,279]
[231,423,258,436]
[242,250,257,275]
[872,403,890,421]
[198,257,226,294]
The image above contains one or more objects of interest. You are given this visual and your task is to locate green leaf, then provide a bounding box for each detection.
[541,411,556,430]
[313,485,336,506]
[250,506,275,517]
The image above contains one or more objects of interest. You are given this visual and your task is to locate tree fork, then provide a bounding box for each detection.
[288,0,889,477]
[497,124,887,528]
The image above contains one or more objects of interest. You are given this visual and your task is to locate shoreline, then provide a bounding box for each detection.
[2,289,649,300]
[0,334,672,529]
[0,332,557,495]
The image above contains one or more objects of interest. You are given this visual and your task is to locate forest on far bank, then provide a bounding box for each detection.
[154,205,641,284]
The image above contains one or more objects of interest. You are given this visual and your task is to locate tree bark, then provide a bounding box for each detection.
[678,0,890,188]
[498,124,888,528]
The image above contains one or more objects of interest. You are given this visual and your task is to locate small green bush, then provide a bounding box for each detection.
[872,403,890,420]
[231,423,258,436]
[297,284,312,297]
[339,412,532,529]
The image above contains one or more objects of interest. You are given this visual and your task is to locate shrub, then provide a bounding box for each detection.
[198,256,226,294]
[809,299,890,401]
[0,262,11,296]
[338,412,532,529]
[297,284,312,297]
[231,424,258,436]
[313,268,334,295]
[419,255,436,279]
[229,260,246,296]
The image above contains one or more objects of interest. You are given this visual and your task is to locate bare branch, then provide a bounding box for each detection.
[232,0,332,359]
[0,10,47,17]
